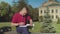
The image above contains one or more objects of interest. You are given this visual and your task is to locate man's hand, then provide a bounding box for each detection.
[18,22,25,26]
[29,24,33,26]
[11,23,19,26]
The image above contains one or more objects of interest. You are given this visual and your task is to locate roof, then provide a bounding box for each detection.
[48,3,60,6]
[40,0,60,7]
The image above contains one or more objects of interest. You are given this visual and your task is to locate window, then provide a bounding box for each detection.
[48,10,50,13]
[41,10,42,14]
[44,10,46,13]
[52,9,54,13]
[44,10,49,13]
[56,15,58,18]
[56,9,58,13]
[52,15,54,19]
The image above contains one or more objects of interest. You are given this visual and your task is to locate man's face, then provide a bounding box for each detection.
[22,7,27,15]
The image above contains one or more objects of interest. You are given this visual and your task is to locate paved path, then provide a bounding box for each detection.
[4,31,57,34]
[4,31,40,34]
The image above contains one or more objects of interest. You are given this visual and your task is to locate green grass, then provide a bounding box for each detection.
[0,22,11,27]
[0,22,60,33]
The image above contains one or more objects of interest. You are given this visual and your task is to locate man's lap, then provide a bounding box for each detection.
[16,27,30,34]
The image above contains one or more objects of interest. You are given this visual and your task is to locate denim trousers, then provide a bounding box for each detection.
[16,27,30,34]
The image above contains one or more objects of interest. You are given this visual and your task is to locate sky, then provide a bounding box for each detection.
[0,0,60,8]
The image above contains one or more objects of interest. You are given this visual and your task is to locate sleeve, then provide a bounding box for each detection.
[27,16,32,21]
[11,14,18,23]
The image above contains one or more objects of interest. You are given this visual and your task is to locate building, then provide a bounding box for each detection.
[39,0,60,22]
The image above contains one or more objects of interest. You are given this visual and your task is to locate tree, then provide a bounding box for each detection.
[40,6,56,33]
[57,17,60,24]
[32,8,38,21]
[28,5,34,19]
[39,16,43,22]
[0,1,10,16]
[0,1,11,22]
[28,5,39,21]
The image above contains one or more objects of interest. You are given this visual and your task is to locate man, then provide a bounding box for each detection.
[11,6,33,34]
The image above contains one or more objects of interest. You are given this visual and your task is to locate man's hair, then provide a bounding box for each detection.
[18,6,29,12]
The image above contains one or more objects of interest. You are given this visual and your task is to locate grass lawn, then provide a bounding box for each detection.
[0,22,60,33]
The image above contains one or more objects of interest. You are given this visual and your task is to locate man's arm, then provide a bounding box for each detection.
[27,16,33,26]
[11,23,18,26]
[11,22,25,26]
[29,19,33,26]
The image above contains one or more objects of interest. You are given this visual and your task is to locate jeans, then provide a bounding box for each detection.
[16,27,30,34]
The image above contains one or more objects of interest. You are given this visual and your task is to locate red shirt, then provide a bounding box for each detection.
[12,13,31,25]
